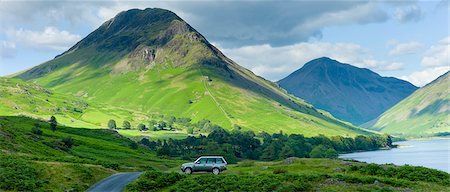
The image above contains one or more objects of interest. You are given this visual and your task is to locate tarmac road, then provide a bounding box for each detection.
[87,172,143,192]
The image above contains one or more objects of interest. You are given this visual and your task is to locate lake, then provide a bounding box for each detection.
[339,138,450,173]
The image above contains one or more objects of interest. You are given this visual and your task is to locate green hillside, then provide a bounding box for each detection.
[0,77,151,128]
[0,115,179,191]
[14,8,367,137]
[366,71,450,137]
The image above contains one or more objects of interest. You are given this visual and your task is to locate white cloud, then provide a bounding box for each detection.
[421,36,450,67]
[219,42,402,80]
[0,1,391,47]
[395,5,423,23]
[388,41,422,56]
[401,66,450,86]
[0,41,16,58]
[7,27,81,51]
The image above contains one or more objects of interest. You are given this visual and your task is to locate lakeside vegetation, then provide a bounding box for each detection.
[127,159,450,192]
[139,127,393,163]
[1,115,448,192]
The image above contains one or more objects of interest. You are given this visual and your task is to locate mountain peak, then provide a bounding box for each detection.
[279,57,418,125]
[63,8,195,54]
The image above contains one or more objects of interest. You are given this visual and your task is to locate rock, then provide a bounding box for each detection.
[283,157,300,164]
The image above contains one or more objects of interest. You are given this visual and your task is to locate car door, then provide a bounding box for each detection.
[193,158,207,171]
[205,158,216,171]
[215,158,225,170]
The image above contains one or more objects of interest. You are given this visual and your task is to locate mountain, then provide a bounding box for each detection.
[365,71,450,137]
[13,8,367,136]
[278,57,418,125]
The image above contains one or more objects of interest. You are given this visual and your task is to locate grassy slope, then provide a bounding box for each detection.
[366,72,450,137]
[0,77,196,140]
[18,46,366,137]
[0,116,180,191]
[14,9,369,137]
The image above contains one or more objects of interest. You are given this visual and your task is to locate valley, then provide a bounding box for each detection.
[1,5,449,192]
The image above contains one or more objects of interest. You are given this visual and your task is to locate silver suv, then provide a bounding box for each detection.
[181,156,227,175]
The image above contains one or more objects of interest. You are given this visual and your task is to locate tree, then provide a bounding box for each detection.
[309,145,328,158]
[49,116,57,131]
[148,120,157,129]
[61,137,74,149]
[158,121,167,129]
[108,119,116,129]
[280,145,295,159]
[187,127,194,134]
[138,123,146,131]
[123,120,131,129]
[324,148,338,159]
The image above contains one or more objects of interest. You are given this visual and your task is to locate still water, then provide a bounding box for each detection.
[339,138,450,173]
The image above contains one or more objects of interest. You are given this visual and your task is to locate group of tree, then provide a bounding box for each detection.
[139,127,393,163]
[105,116,222,134]
[107,119,148,131]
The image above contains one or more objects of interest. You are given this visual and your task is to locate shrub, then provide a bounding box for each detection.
[138,123,146,131]
[61,137,74,149]
[100,161,119,170]
[49,116,57,131]
[31,127,43,135]
[0,156,45,191]
[273,168,288,174]
[237,160,255,167]
[129,142,138,150]
[127,171,185,192]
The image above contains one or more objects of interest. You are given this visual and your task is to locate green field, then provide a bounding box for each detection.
[128,159,450,192]
[366,72,450,138]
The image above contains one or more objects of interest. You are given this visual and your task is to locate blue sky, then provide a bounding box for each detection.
[0,0,448,86]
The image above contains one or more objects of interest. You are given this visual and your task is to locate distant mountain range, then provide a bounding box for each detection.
[365,71,450,137]
[278,57,418,125]
[11,8,367,136]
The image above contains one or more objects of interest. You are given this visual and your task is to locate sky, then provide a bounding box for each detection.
[0,0,449,86]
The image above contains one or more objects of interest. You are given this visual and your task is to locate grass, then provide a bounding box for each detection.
[368,72,450,138]
[11,27,370,137]
[130,158,450,192]
[118,129,191,141]
[9,57,368,137]
[0,116,182,191]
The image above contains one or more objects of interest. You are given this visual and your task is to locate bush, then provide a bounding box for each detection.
[0,156,45,191]
[138,123,146,131]
[99,161,120,170]
[61,137,74,149]
[237,160,255,167]
[129,142,138,150]
[273,168,288,174]
[31,127,43,135]
[127,171,185,192]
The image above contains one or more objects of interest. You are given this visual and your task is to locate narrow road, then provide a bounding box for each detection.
[87,172,143,192]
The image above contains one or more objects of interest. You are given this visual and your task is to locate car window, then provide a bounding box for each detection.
[207,158,216,164]
[198,158,207,164]
[216,158,224,164]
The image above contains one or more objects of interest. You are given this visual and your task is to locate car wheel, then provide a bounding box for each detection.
[212,168,220,175]
[184,168,192,174]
